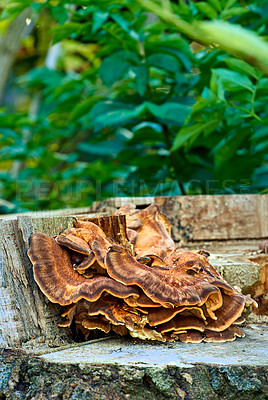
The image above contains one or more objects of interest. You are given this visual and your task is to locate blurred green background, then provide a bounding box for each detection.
[0,0,268,214]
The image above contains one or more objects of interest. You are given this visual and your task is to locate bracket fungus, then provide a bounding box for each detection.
[28,204,256,343]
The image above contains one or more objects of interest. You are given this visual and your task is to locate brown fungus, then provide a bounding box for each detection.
[130,326,165,341]
[124,291,167,308]
[58,227,110,251]
[158,315,205,334]
[82,316,111,334]
[82,296,142,331]
[56,234,90,255]
[164,250,234,295]
[136,254,166,267]
[73,219,108,237]
[147,305,206,327]
[73,252,96,273]
[177,330,204,343]
[105,245,223,309]
[204,325,245,343]
[28,232,139,306]
[28,202,253,344]
[59,304,77,328]
[205,292,245,332]
[112,325,129,336]
[125,204,176,257]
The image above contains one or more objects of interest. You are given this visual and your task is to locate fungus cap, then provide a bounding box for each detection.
[28,233,139,306]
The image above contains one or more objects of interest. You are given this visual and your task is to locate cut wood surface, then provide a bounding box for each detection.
[91,194,268,241]
[1,327,268,400]
[0,206,94,220]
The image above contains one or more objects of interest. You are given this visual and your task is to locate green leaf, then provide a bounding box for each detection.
[99,54,130,87]
[52,23,85,43]
[223,57,259,80]
[258,78,268,90]
[92,11,109,33]
[171,120,220,151]
[128,122,163,145]
[254,140,268,153]
[194,2,218,19]
[203,119,221,137]
[133,121,162,133]
[145,35,191,57]
[145,35,192,71]
[253,165,268,191]
[251,126,268,141]
[91,102,147,131]
[221,7,248,20]
[147,102,191,126]
[78,141,122,157]
[133,65,149,97]
[0,143,27,160]
[212,130,249,168]
[31,2,44,12]
[147,53,181,73]
[208,0,221,12]
[210,71,226,101]
[223,0,237,8]
[111,13,139,40]
[0,0,32,21]
[55,152,78,163]
[70,96,105,122]
[50,5,69,25]
[211,68,253,92]
[177,0,192,16]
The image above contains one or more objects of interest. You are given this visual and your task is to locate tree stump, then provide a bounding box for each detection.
[0,214,75,347]
[1,194,268,348]
[0,196,267,399]
[0,212,133,348]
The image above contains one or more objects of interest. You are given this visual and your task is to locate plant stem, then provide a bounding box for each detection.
[162,125,186,195]
[228,102,262,121]
[139,0,268,74]
[251,78,259,115]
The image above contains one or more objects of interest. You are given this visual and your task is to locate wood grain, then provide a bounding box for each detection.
[91,194,268,241]
[0,215,73,347]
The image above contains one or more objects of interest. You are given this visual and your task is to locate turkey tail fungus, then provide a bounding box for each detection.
[28,204,256,343]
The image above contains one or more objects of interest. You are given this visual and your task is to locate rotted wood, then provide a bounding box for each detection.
[75,214,134,254]
[91,194,268,242]
[246,254,268,316]
[0,215,74,348]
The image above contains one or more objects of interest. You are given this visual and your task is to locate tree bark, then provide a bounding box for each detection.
[0,345,267,400]
[0,214,74,348]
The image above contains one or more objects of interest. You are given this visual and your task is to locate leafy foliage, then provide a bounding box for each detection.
[0,0,268,213]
